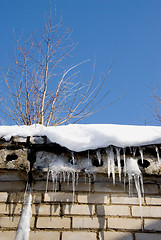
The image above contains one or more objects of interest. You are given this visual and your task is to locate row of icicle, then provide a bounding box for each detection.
[15,145,160,240]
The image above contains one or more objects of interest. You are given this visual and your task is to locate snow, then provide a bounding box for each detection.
[1,124,161,151]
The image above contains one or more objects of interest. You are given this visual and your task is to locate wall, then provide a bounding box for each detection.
[0,174,161,240]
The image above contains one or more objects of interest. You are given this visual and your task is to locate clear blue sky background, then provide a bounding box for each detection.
[0,0,161,126]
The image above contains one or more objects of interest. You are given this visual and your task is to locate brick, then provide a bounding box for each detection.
[97,205,130,216]
[132,206,161,217]
[99,231,133,240]
[61,182,90,192]
[108,217,142,230]
[144,184,159,194]
[37,216,70,229]
[0,203,22,215]
[0,231,16,240]
[111,195,144,205]
[63,204,94,215]
[33,181,57,191]
[32,204,60,216]
[135,233,161,240]
[30,231,60,240]
[0,192,8,202]
[145,196,161,205]
[93,182,125,193]
[32,193,42,203]
[0,216,20,228]
[0,182,26,192]
[62,231,97,240]
[8,192,25,203]
[72,217,105,229]
[144,219,161,231]
[44,192,75,202]
[78,193,109,204]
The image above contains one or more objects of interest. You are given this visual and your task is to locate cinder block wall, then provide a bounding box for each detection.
[0,174,161,240]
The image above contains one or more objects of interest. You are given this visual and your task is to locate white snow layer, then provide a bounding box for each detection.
[1,124,161,151]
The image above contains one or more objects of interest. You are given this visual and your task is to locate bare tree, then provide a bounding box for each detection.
[151,86,161,123]
[1,12,112,126]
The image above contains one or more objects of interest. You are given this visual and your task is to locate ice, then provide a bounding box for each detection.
[106,146,115,184]
[139,147,144,164]
[96,149,101,165]
[126,157,144,207]
[15,192,32,240]
[71,151,76,165]
[155,146,161,163]
[123,148,126,176]
[116,148,121,181]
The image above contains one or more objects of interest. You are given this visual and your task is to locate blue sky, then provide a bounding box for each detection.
[0,0,161,126]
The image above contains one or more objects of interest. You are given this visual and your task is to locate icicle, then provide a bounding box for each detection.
[133,147,137,156]
[76,172,79,185]
[110,146,115,185]
[126,157,144,219]
[84,172,87,183]
[155,146,161,163]
[51,171,58,192]
[88,172,91,192]
[15,192,32,240]
[139,147,144,164]
[71,172,76,202]
[123,148,126,176]
[96,149,101,165]
[67,172,70,185]
[106,146,115,184]
[116,148,121,181]
[87,150,90,166]
[59,172,62,183]
[45,169,50,193]
[106,148,111,178]
[63,171,66,182]
[71,151,75,165]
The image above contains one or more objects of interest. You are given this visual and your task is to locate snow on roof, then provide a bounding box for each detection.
[1,124,161,152]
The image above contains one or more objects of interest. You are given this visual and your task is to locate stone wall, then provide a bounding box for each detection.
[0,136,161,240]
[0,174,161,240]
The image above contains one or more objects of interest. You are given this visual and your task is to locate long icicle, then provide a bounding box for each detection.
[15,192,32,240]
[116,148,121,181]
